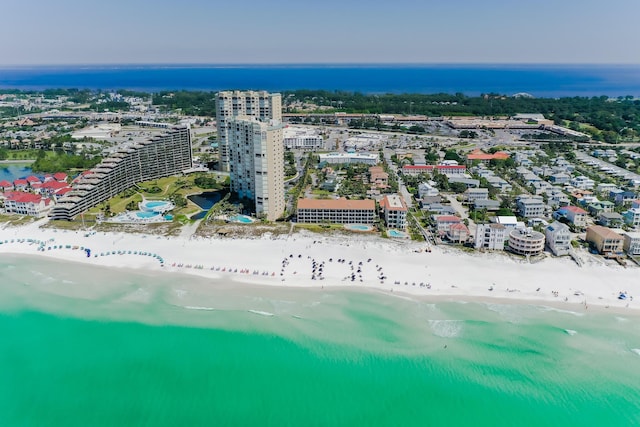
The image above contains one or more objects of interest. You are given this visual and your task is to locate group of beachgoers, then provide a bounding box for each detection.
[278,253,388,284]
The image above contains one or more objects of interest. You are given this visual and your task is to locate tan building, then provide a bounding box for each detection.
[586,225,624,254]
[508,228,545,256]
[296,198,376,224]
[227,117,285,221]
[216,91,281,172]
[380,194,407,229]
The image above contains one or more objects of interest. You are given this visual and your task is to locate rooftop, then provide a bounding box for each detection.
[297,197,375,211]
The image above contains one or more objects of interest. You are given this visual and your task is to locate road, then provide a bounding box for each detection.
[446,194,476,238]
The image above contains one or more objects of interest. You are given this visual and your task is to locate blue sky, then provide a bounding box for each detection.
[1,0,638,65]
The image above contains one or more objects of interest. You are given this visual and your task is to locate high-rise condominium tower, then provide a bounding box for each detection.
[216,90,281,172]
[216,91,285,221]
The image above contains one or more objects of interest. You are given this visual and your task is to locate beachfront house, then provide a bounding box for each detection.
[508,228,546,256]
[623,208,640,228]
[474,223,507,250]
[446,223,470,243]
[433,215,462,232]
[622,232,640,256]
[585,225,624,255]
[544,221,571,256]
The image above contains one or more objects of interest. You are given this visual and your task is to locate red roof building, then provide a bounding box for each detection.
[53,172,68,182]
[4,191,51,217]
[26,175,42,184]
[13,179,28,190]
[466,149,510,163]
[0,180,13,190]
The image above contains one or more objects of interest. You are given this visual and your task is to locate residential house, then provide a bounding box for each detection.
[418,182,439,198]
[623,232,640,256]
[448,176,479,188]
[570,176,595,190]
[544,221,572,256]
[0,180,14,191]
[549,173,570,184]
[493,216,519,230]
[473,199,501,211]
[446,223,470,243]
[464,187,489,204]
[475,223,507,250]
[623,208,640,228]
[611,190,636,206]
[585,225,624,255]
[516,197,546,218]
[554,205,588,228]
[485,176,512,193]
[587,200,615,216]
[598,212,624,228]
[596,183,618,195]
[433,215,462,232]
[13,179,28,191]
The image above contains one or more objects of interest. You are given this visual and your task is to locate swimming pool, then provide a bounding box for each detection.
[229,214,254,224]
[140,200,174,213]
[388,229,409,238]
[344,224,373,232]
[136,211,160,219]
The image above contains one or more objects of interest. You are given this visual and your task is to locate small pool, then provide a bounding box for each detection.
[229,214,254,224]
[344,224,373,232]
[136,211,160,219]
[140,200,174,213]
[388,229,409,238]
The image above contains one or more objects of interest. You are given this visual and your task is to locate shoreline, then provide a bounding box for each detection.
[0,221,638,313]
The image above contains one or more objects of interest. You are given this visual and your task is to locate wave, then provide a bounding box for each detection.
[564,329,577,336]
[428,320,463,338]
[184,306,216,311]
[248,310,274,317]
[537,306,584,317]
[632,349,640,356]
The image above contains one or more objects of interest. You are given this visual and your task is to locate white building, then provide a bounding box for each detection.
[418,182,439,198]
[475,223,507,250]
[516,197,546,218]
[545,221,571,256]
[283,126,323,150]
[227,117,285,221]
[318,152,378,165]
[216,91,281,172]
[623,232,640,256]
[570,176,595,190]
[4,192,52,217]
[464,187,489,204]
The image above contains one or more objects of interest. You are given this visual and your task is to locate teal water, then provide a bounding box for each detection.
[1,255,639,426]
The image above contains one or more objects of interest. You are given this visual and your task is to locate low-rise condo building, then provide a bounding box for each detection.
[475,223,507,250]
[380,194,408,230]
[318,152,378,165]
[585,225,624,255]
[401,165,467,176]
[296,198,376,224]
[49,126,192,220]
[3,192,51,217]
[623,232,640,256]
[508,228,545,256]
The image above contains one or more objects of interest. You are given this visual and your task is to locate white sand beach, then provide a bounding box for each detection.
[1,220,637,312]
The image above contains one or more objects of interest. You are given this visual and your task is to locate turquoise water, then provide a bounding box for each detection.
[346,224,372,231]
[143,201,169,209]
[388,229,408,238]
[136,211,160,219]
[229,214,253,223]
[1,255,639,426]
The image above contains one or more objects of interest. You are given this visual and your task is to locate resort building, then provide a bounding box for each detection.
[216,90,281,172]
[283,126,323,150]
[622,232,640,256]
[49,126,192,220]
[585,225,624,255]
[544,221,572,256]
[226,117,285,221]
[379,194,408,230]
[508,228,546,256]
[318,152,378,165]
[554,205,588,228]
[296,198,376,224]
[475,223,507,250]
[3,192,51,217]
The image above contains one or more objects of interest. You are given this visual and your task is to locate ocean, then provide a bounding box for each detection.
[1,254,639,426]
[1,64,639,97]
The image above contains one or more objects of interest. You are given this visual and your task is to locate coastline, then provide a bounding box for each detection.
[1,221,637,314]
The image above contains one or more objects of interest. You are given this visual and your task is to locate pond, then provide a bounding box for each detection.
[188,191,223,220]
[0,164,33,182]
